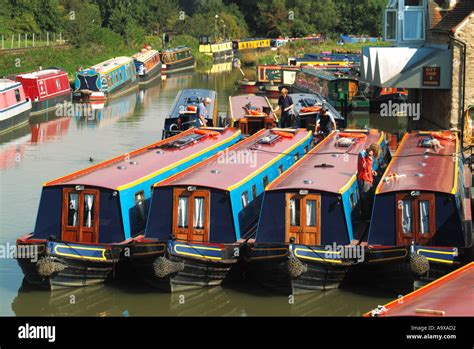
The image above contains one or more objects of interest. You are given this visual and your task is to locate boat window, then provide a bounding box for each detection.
[193,197,205,229]
[241,191,249,208]
[289,198,300,226]
[304,146,309,154]
[252,185,257,200]
[14,89,21,102]
[401,199,413,234]
[263,176,269,189]
[419,200,430,234]
[178,196,189,228]
[83,193,96,228]
[278,165,284,175]
[350,193,355,209]
[295,153,299,161]
[55,79,61,90]
[306,200,317,227]
[67,192,79,227]
[135,191,147,229]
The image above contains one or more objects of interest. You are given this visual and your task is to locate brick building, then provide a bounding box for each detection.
[361,0,474,139]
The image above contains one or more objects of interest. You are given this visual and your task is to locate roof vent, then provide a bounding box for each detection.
[211,169,220,174]
[418,162,427,167]
[117,166,127,170]
[129,161,139,166]
[156,150,164,154]
[414,173,424,177]
[303,180,314,184]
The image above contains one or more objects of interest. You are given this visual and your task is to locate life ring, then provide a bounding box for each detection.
[273,131,294,138]
[186,105,197,112]
[194,129,220,137]
[430,131,455,141]
[300,106,321,113]
[339,132,367,139]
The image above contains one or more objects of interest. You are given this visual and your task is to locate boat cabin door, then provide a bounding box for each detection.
[285,193,321,245]
[396,193,435,245]
[173,188,210,242]
[61,188,100,243]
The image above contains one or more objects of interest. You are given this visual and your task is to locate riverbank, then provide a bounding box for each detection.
[0,34,212,79]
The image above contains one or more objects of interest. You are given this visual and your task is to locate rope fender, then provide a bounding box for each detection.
[37,257,66,277]
[153,256,184,278]
[409,253,430,276]
[287,252,306,279]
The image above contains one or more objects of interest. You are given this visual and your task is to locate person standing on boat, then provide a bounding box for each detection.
[357,143,381,219]
[274,88,294,128]
[316,105,337,136]
[196,97,211,127]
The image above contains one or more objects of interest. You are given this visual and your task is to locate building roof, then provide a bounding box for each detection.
[432,0,474,32]
[376,131,458,195]
[268,130,383,194]
[44,128,241,191]
[155,128,312,192]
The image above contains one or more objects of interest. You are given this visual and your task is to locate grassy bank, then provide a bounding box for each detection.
[241,40,393,66]
[0,34,212,79]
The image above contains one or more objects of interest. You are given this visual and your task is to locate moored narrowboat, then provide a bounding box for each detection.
[162,89,218,139]
[226,95,277,135]
[368,87,409,114]
[130,128,313,292]
[199,36,234,60]
[291,93,345,130]
[0,79,32,135]
[74,57,138,102]
[366,131,472,287]
[16,127,242,290]
[132,46,162,84]
[232,38,271,53]
[365,262,474,317]
[245,129,390,294]
[160,46,195,75]
[15,68,71,115]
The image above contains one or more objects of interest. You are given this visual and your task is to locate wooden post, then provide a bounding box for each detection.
[1,35,3,50]
[18,33,20,48]
[59,32,62,44]
[33,33,35,47]
[11,34,14,49]
[25,33,27,48]
[47,32,49,46]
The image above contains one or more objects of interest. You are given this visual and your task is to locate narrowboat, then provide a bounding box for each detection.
[16,127,242,290]
[291,93,346,130]
[237,65,298,98]
[369,87,409,114]
[0,79,32,135]
[15,68,71,115]
[225,95,276,135]
[199,36,234,60]
[365,262,474,317]
[73,57,138,102]
[292,68,369,112]
[132,46,162,84]
[245,129,390,294]
[130,128,313,292]
[288,53,359,72]
[238,79,258,94]
[160,46,195,75]
[367,131,472,287]
[232,38,271,53]
[162,89,218,139]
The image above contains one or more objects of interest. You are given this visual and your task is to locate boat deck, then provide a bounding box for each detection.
[44,128,240,190]
[365,262,474,317]
[229,95,272,122]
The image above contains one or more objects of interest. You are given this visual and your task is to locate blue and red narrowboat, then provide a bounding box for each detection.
[0,79,32,135]
[15,68,71,115]
[291,93,346,130]
[131,128,313,292]
[245,129,390,294]
[365,262,474,317]
[132,46,162,85]
[367,131,472,287]
[16,127,241,290]
[73,57,138,102]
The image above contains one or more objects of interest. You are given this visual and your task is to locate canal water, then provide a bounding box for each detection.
[0,65,413,316]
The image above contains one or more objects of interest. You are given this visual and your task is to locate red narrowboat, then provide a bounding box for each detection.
[226,95,277,135]
[15,69,71,115]
[365,262,474,317]
[0,79,32,135]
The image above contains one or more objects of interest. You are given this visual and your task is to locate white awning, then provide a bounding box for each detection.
[361,46,452,89]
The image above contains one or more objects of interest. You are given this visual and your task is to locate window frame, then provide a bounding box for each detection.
[396,192,435,244]
[285,193,321,244]
[173,188,210,242]
[134,190,147,231]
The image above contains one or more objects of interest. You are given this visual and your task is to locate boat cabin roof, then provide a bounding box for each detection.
[169,89,217,119]
[229,95,272,122]
[88,56,133,74]
[299,68,356,81]
[376,131,458,195]
[44,128,240,191]
[16,69,67,80]
[290,93,344,121]
[268,130,383,194]
[133,49,160,63]
[366,262,474,317]
[0,79,21,92]
[155,128,311,191]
